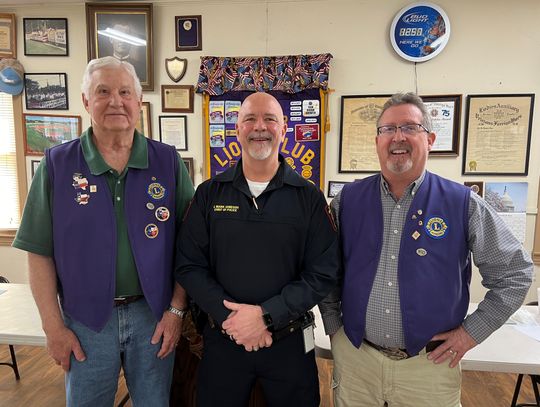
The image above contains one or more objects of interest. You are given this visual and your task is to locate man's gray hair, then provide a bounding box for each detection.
[377,92,432,131]
[81,56,142,98]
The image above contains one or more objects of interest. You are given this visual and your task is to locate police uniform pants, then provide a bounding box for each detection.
[196,325,320,407]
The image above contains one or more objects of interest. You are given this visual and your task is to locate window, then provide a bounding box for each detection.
[0,93,25,245]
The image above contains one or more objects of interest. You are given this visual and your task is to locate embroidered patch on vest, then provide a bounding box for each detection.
[424,216,448,239]
[147,181,166,200]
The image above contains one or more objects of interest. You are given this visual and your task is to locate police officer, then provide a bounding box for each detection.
[175,92,339,407]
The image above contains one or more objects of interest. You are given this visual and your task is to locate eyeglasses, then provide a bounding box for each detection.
[377,123,429,137]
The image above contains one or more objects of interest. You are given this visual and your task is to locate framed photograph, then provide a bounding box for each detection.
[175,15,202,51]
[136,101,152,138]
[464,181,484,197]
[327,181,351,198]
[23,18,68,56]
[159,115,187,151]
[0,13,16,58]
[23,113,81,155]
[86,3,153,90]
[24,73,68,110]
[421,94,461,156]
[462,94,534,175]
[181,156,194,184]
[339,94,391,173]
[162,85,194,113]
[30,159,41,178]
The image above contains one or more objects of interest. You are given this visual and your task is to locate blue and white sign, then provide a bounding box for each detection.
[390,3,451,63]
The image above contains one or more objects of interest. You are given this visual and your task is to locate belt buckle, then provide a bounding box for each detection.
[380,347,409,361]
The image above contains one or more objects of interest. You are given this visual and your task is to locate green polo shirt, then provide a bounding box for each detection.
[14,128,194,296]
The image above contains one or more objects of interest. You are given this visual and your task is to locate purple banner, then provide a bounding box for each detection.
[207,89,323,188]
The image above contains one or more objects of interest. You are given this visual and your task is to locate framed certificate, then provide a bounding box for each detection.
[159,115,187,151]
[421,94,461,156]
[136,101,152,138]
[339,94,390,173]
[161,85,194,113]
[462,94,534,175]
[0,13,16,58]
[327,181,350,198]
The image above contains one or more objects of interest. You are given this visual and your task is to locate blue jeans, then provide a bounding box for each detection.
[63,298,174,407]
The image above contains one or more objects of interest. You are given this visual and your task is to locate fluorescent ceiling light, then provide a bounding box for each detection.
[97,28,146,46]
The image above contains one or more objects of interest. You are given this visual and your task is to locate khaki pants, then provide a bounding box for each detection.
[332,327,461,407]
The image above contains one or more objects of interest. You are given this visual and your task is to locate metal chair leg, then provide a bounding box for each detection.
[512,374,525,407]
[0,345,20,380]
[9,345,20,380]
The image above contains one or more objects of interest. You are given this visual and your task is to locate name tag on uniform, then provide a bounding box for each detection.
[303,325,315,353]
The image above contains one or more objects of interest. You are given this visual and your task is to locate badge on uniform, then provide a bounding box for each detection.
[145,223,159,239]
[72,173,88,190]
[147,177,166,200]
[75,192,89,205]
[424,216,449,239]
[155,207,170,222]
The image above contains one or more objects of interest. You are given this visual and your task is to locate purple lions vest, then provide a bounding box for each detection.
[46,135,177,332]
[340,172,471,355]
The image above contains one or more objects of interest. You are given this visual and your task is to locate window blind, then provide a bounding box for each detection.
[0,92,20,228]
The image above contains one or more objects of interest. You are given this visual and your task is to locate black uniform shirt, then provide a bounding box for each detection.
[175,156,339,330]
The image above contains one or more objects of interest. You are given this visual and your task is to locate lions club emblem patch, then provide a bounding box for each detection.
[424,216,448,239]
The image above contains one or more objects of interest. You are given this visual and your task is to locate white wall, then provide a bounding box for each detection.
[1,0,539,302]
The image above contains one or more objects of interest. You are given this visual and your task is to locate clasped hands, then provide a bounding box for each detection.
[222,299,273,352]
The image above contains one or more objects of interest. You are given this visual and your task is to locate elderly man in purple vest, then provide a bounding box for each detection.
[320,92,533,406]
[13,57,194,406]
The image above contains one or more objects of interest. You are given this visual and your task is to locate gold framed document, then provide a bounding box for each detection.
[462,94,534,175]
[161,85,194,113]
[339,95,390,173]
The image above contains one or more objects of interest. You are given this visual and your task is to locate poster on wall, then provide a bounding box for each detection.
[205,89,325,189]
[390,2,451,63]
[484,182,528,244]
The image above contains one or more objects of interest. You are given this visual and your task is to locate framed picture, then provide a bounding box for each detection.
[421,94,461,156]
[327,181,350,198]
[0,13,16,58]
[161,85,194,113]
[464,181,484,198]
[136,101,152,138]
[181,156,194,184]
[30,159,41,178]
[24,73,68,110]
[159,115,187,151]
[23,18,68,56]
[175,15,202,51]
[86,3,153,91]
[462,94,534,175]
[339,94,391,173]
[23,113,81,155]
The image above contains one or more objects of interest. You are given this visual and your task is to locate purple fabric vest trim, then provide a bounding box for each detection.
[46,137,177,332]
[340,172,471,355]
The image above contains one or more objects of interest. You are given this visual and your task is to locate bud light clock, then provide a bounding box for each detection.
[390,2,451,63]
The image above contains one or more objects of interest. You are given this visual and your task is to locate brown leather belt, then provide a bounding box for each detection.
[363,339,441,361]
[114,295,143,307]
[363,338,411,360]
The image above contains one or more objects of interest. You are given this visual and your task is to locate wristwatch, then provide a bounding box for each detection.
[167,305,187,319]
